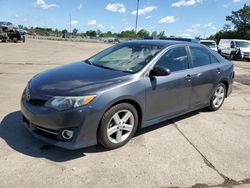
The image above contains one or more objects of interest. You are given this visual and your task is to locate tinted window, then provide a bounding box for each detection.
[156,47,189,72]
[190,47,211,67]
[209,53,220,64]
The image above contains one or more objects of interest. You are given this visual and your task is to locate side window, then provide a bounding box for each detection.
[156,47,189,72]
[230,41,235,48]
[210,53,220,64]
[190,47,211,67]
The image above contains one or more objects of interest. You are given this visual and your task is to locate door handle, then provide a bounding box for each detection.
[185,74,192,81]
[216,68,221,74]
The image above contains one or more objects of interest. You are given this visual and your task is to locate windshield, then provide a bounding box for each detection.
[201,42,217,48]
[235,41,250,48]
[88,43,163,73]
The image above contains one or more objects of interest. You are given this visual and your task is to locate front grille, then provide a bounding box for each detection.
[243,52,250,58]
[28,99,47,106]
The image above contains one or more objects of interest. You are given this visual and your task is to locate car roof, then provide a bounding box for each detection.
[124,40,192,47]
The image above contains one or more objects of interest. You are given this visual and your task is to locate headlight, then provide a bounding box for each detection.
[45,95,96,111]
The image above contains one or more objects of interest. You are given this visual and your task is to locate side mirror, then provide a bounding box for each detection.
[149,66,171,77]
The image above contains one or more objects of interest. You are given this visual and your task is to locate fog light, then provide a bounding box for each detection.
[61,130,74,140]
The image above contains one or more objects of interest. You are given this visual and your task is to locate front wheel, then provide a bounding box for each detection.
[208,83,226,111]
[230,53,235,60]
[98,103,138,149]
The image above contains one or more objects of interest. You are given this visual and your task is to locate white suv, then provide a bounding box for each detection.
[218,39,250,60]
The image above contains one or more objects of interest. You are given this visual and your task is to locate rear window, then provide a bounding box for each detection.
[190,47,211,67]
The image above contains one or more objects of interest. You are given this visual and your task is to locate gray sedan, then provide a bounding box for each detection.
[21,40,234,150]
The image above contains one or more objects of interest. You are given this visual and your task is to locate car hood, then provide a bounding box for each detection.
[30,61,131,96]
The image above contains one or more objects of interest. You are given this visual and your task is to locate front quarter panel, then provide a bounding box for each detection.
[75,77,146,147]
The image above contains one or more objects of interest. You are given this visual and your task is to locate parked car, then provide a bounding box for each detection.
[218,39,250,60]
[104,37,120,43]
[200,40,218,52]
[0,21,25,43]
[0,21,14,31]
[21,40,234,150]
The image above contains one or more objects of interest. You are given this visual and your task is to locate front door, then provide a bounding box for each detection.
[144,46,192,121]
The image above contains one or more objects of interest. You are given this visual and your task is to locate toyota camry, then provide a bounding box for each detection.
[21,40,234,150]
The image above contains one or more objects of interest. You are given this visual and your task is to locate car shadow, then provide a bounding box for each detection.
[0,109,207,162]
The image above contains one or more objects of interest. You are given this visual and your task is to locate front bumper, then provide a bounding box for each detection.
[21,97,101,150]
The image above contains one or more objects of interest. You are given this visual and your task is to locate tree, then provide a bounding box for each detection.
[222,24,232,32]
[72,28,78,36]
[18,25,24,29]
[226,4,250,32]
[151,31,158,38]
[62,29,68,38]
[157,31,165,38]
[195,35,202,40]
[86,30,97,37]
[137,29,150,38]
[208,4,250,41]
[96,29,102,36]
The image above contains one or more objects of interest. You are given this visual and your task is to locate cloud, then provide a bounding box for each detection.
[105,3,126,13]
[186,28,196,32]
[123,27,132,31]
[192,23,201,28]
[131,6,157,16]
[187,23,201,32]
[172,0,201,7]
[233,0,241,2]
[87,19,96,25]
[71,20,78,25]
[204,22,213,27]
[158,16,176,24]
[97,24,103,28]
[77,3,82,10]
[145,15,152,19]
[33,0,58,10]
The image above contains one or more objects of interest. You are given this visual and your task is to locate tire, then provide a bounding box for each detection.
[98,103,138,149]
[208,83,226,111]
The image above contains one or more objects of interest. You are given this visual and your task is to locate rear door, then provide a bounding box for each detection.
[188,46,222,108]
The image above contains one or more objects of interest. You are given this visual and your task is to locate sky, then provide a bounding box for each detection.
[0,0,249,38]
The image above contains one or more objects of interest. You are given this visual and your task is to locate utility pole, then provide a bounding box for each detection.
[69,14,72,37]
[135,0,139,33]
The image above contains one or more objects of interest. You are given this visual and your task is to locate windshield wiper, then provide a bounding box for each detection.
[93,64,118,71]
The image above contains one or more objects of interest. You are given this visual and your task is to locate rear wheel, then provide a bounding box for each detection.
[208,83,226,111]
[98,103,138,149]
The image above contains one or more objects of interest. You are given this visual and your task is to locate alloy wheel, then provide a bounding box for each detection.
[213,86,225,108]
[107,110,135,144]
